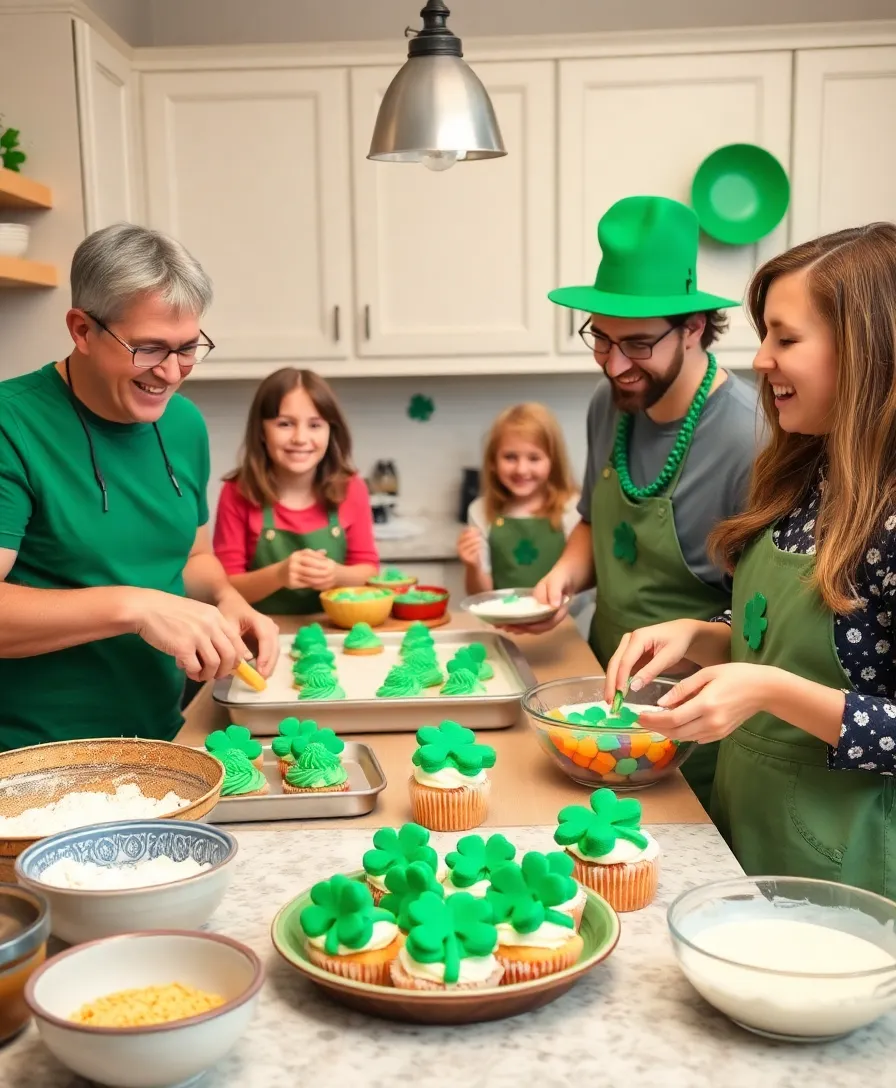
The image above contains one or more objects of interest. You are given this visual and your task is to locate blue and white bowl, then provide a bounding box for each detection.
[15,820,237,945]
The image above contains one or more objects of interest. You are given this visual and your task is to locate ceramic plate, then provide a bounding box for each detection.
[271,871,620,1024]
[460,589,570,628]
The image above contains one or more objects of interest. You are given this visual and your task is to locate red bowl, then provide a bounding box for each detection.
[391,585,450,622]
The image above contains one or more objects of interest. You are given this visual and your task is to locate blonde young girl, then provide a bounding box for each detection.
[214,368,378,615]
[458,403,579,595]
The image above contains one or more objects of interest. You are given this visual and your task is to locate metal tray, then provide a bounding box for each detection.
[212,630,536,734]
[202,742,386,823]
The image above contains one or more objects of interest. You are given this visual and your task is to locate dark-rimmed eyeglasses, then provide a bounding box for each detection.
[578,319,679,361]
[85,312,215,369]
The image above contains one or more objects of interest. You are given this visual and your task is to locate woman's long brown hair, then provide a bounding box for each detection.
[225,368,356,509]
[709,222,896,613]
[481,403,577,528]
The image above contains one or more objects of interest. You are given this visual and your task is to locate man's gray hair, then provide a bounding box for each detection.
[71,222,213,322]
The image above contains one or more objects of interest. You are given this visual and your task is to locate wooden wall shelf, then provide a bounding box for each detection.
[0,169,53,210]
[0,256,58,288]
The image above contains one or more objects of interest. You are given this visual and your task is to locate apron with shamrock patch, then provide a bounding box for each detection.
[712,527,896,898]
[590,460,730,813]
[489,515,567,590]
[250,505,347,615]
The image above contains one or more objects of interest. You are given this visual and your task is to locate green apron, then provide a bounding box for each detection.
[250,505,347,615]
[712,528,896,898]
[489,515,567,589]
[590,460,730,812]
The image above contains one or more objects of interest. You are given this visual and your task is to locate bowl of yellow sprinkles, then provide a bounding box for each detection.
[25,930,263,1088]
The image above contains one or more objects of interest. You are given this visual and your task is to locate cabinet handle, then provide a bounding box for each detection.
[569,310,575,337]
[333,305,340,342]
[364,305,371,341]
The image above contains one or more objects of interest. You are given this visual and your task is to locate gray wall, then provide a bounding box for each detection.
[89,0,896,47]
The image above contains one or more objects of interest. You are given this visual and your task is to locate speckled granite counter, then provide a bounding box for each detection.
[3,825,892,1088]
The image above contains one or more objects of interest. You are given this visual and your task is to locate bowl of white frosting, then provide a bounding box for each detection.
[668,876,896,1041]
[460,588,570,627]
[15,820,237,945]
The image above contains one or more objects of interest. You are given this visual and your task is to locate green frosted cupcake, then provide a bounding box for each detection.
[219,749,269,797]
[344,623,384,656]
[283,741,349,794]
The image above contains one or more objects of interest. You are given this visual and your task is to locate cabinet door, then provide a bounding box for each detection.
[74,21,141,230]
[142,68,352,362]
[792,47,896,243]
[556,53,792,356]
[350,61,555,358]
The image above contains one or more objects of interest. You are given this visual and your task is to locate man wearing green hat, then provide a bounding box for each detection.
[528,195,760,811]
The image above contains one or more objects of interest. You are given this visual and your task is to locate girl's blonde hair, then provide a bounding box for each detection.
[709,222,896,613]
[225,367,356,509]
[481,403,577,528]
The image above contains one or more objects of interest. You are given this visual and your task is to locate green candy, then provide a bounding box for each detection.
[554,788,648,858]
[615,757,639,776]
[412,721,496,777]
[404,891,497,984]
[394,590,446,604]
[300,874,395,955]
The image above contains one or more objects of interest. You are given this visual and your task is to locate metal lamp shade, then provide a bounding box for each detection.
[368,54,506,163]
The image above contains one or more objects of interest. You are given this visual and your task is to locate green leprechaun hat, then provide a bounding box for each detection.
[549,195,739,319]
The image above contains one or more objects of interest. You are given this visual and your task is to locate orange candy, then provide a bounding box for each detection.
[589,752,617,774]
[629,734,652,759]
[645,741,669,763]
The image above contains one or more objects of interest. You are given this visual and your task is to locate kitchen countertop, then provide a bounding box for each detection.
[4,824,892,1088]
[375,514,461,563]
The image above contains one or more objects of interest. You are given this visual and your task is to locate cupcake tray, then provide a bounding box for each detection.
[201,743,386,823]
[212,630,536,734]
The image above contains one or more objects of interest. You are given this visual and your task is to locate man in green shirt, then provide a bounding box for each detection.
[0,223,279,751]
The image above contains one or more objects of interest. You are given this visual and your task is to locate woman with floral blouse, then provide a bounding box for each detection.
[605,221,896,897]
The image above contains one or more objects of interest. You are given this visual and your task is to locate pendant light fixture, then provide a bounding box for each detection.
[368,0,506,171]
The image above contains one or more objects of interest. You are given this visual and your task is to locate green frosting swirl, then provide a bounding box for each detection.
[399,623,435,658]
[393,590,447,604]
[451,643,494,681]
[292,623,327,656]
[330,588,391,601]
[299,671,346,700]
[293,660,336,685]
[370,568,412,584]
[376,665,423,699]
[344,623,383,650]
[402,648,444,688]
[285,741,347,789]
[219,749,267,796]
[440,667,485,696]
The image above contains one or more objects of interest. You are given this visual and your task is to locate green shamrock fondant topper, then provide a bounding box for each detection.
[381,861,444,929]
[445,834,516,888]
[271,717,318,758]
[566,704,639,727]
[513,539,540,566]
[613,521,638,565]
[408,393,435,422]
[405,891,497,984]
[486,854,576,935]
[412,721,497,777]
[554,788,648,857]
[205,724,262,761]
[288,725,344,760]
[300,874,395,955]
[363,823,438,878]
[743,591,768,651]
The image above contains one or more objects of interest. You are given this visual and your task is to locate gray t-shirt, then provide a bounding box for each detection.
[578,372,761,592]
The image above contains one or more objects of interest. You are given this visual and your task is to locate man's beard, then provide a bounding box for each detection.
[609,338,685,413]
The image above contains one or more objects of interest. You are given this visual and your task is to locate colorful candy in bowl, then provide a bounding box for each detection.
[521,676,694,790]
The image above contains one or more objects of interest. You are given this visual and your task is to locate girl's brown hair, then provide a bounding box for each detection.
[709,222,896,613]
[481,403,577,528]
[225,367,356,509]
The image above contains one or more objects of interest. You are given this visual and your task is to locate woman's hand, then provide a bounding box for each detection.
[457,527,484,567]
[216,589,280,678]
[605,619,703,698]
[647,663,774,744]
[499,565,572,634]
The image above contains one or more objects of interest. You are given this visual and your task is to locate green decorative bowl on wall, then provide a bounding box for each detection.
[691,143,790,245]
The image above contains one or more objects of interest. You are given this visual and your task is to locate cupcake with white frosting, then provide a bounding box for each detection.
[408,720,496,831]
[361,822,446,905]
[553,788,659,912]
[443,833,516,898]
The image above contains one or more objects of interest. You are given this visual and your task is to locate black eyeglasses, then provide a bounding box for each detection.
[578,319,679,361]
[86,312,215,368]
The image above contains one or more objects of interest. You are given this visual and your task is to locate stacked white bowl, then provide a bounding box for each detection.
[0,223,30,257]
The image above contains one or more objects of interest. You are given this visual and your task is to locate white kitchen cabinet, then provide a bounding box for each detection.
[141,68,352,363]
[74,21,142,230]
[791,46,896,243]
[556,52,792,357]
[350,61,555,359]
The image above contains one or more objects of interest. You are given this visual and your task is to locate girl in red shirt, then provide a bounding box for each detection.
[214,368,378,614]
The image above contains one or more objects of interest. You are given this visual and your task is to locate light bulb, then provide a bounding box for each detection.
[421,150,459,172]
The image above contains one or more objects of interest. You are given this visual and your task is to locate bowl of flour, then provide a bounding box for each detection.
[0,739,224,882]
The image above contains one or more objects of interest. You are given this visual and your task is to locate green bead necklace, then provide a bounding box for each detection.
[612,353,718,501]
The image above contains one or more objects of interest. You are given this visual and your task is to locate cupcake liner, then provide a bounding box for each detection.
[277,758,294,779]
[282,780,351,795]
[557,889,587,931]
[495,934,584,984]
[251,754,265,771]
[389,957,503,991]
[568,851,659,912]
[307,938,402,986]
[366,879,386,906]
[407,775,490,831]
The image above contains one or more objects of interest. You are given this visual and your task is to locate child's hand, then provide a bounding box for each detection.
[457,527,484,567]
[294,549,339,591]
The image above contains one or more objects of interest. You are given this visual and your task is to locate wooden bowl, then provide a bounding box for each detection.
[0,739,224,882]
[390,585,450,622]
[320,587,395,629]
[271,872,620,1024]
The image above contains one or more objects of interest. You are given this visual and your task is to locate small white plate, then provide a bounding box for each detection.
[460,588,570,627]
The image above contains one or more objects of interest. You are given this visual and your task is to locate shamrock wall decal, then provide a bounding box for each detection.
[407,394,435,422]
[513,539,540,566]
[381,861,444,929]
[554,788,648,857]
[363,823,438,878]
[405,890,497,983]
[445,833,516,888]
[613,521,637,565]
[204,723,262,762]
[0,127,26,172]
[743,591,768,651]
[412,721,497,776]
[300,874,394,955]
